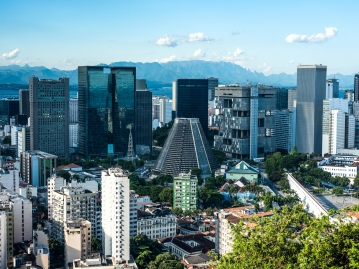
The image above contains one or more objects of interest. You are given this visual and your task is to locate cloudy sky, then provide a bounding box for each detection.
[1,0,358,75]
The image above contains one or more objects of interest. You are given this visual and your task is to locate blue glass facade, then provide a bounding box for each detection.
[78,66,135,157]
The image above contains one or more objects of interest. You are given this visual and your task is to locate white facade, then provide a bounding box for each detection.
[329,109,345,155]
[33,226,50,269]
[153,96,172,125]
[11,125,21,147]
[17,127,30,158]
[318,165,358,181]
[1,169,20,193]
[0,211,7,269]
[48,175,66,221]
[51,186,97,241]
[69,123,78,147]
[19,185,37,199]
[101,168,130,264]
[137,214,176,240]
[326,82,334,99]
[69,98,78,124]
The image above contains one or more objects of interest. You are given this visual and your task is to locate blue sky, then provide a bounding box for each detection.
[1,0,359,75]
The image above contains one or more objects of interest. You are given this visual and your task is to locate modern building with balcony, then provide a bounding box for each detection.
[173,174,198,211]
[213,84,277,159]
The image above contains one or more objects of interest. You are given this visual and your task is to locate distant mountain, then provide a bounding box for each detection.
[0,61,355,88]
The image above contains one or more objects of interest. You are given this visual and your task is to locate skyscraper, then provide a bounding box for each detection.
[207,77,219,101]
[172,78,217,134]
[326,78,339,98]
[29,77,69,159]
[354,73,359,101]
[19,89,30,118]
[296,65,327,154]
[135,89,152,154]
[78,66,136,157]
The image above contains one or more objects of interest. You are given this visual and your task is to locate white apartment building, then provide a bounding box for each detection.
[47,175,66,221]
[0,189,32,243]
[69,98,78,124]
[322,99,354,156]
[0,211,7,269]
[152,96,172,126]
[102,168,130,264]
[51,186,97,241]
[69,123,78,147]
[1,169,20,193]
[137,211,176,240]
[65,219,91,266]
[318,165,358,181]
[17,126,30,157]
[129,191,137,237]
[32,225,50,269]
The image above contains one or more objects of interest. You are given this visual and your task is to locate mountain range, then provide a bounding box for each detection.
[0,61,355,88]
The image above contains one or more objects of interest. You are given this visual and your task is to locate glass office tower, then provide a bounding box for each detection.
[78,66,136,157]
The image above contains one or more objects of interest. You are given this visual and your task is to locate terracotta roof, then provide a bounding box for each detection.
[57,163,81,170]
[223,205,255,213]
[348,212,359,219]
[239,211,273,219]
[226,214,240,224]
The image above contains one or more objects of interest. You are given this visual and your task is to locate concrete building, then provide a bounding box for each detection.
[11,125,22,150]
[346,90,355,102]
[20,150,57,187]
[288,88,297,111]
[173,174,198,211]
[322,99,354,155]
[101,168,130,264]
[208,77,219,101]
[69,123,78,148]
[78,66,136,158]
[64,219,91,266]
[0,98,19,125]
[0,207,14,269]
[214,84,277,159]
[17,126,30,157]
[326,78,339,99]
[276,88,288,110]
[137,207,176,240]
[172,78,218,134]
[215,206,273,256]
[29,77,69,159]
[354,74,359,102]
[47,175,66,221]
[296,65,327,154]
[152,96,172,126]
[129,190,138,237]
[0,168,20,193]
[19,89,30,119]
[51,185,98,242]
[0,187,32,243]
[274,110,295,153]
[32,225,50,269]
[135,89,152,155]
[225,160,259,183]
[69,98,78,124]
[154,118,217,177]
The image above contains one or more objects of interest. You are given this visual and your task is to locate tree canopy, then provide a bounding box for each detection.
[217,205,359,269]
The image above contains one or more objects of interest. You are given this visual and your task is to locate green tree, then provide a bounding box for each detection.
[159,188,173,205]
[354,173,359,188]
[49,238,64,266]
[332,187,344,196]
[91,237,101,251]
[227,184,238,201]
[2,135,10,144]
[57,170,71,182]
[172,207,183,216]
[72,174,80,182]
[148,253,183,269]
[217,205,359,269]
[213,149,226,164]
[130,234,163,269]
[265,152,283,181]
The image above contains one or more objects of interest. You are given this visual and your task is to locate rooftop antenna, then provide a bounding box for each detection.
[127,124,134,164]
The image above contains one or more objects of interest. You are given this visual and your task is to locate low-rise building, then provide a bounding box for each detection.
[225,160,259,183]
[64,219,91,266]
[215,206,273,256]
[159,232,215,260]
[137,206,176,240]
[318,155,359,182]
[32,225,49,269]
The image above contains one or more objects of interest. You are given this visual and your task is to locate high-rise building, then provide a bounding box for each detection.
[102,168,130,264]
[274,110,295,153]
[154,118,217,177]
[288,88,297,111]
[69,98,78,124]
[276,88,288,110]
[345,90,355,101]
[20,150,58,186]
[173,174,198,211]
[64,219,91,265]
[326,78,339,98]
[354,73,359,101]
[19,89,30,118]
[321,99,354,155]
[296,65,327,154]
[0,207,13,269]
[69,123,78,148]
[51,185,98,242]
[135,89,152,154]
[214,85,277,159]
[29,77,69,159]
[78,66,136,158]
[207,77,219,101]
[0,99,19,125]
[172,78,216,134]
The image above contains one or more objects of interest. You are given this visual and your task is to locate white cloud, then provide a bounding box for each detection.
[257,63,272,73]
[156,35,178,47]
[289,60,295,64]
[285,27,338,43]
[232,30,240,35]
[217,47,248,65]
[159,55,177,63]
[188,32,213,42]
[1,48,20,60]
[62,58,76,66]
[188,49,206,60]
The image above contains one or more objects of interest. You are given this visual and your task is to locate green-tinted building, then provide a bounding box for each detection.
[173,174,198,211]
[226,160,259,183]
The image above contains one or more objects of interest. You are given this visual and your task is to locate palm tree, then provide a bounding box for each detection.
[227,184,238,202]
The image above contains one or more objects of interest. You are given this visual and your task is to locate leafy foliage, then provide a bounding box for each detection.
[91,237,101,251]
[217,205,359,269]
[213,150,227,164]
[49,238,64,266]
[153,120,174,147]
[147,253,183,269]
[2,135,10,144]
[56,170,71,182]
[130,234,163,269]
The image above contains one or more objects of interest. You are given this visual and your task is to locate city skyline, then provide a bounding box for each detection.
[1,1,359,75]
